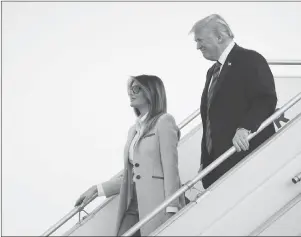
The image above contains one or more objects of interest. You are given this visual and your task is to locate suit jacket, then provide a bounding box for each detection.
[200,44,277,189]
[101,113,186,236]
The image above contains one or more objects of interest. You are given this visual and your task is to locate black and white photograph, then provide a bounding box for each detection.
[1,1,301,236]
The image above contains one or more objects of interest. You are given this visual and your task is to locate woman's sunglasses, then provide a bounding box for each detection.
[130,85,142,95]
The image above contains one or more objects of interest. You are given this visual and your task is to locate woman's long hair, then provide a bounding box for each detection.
[128,74,167,143]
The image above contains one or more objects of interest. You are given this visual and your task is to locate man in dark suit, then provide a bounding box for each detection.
[190,14,278,189]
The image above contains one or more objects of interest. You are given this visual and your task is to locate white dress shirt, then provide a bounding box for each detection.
[97,113,178,213]
[128,113,148,165]
[208,40,235,90]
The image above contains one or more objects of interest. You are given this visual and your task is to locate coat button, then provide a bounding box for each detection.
[136,175,141,180]
[135,163,140,167]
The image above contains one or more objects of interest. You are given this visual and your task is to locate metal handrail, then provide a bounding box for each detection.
[122,92,301,236]
[62,194,118,236]
[267,60,301,66]
[178,108,200,130]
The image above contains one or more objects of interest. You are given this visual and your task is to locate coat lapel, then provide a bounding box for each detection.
[123,125,137,165]
[209,44,238,108]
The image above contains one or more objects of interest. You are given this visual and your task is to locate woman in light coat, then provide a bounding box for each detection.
[75,75,185,236]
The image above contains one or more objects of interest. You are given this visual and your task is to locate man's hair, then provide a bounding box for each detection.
[189,14,234,39]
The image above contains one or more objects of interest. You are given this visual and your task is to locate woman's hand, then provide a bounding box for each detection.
[74,185,97,207]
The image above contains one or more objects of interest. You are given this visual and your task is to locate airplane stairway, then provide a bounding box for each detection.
[41,61,301,237]
[42,92,301,237]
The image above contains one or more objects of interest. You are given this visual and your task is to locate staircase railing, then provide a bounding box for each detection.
[41,60,301,236]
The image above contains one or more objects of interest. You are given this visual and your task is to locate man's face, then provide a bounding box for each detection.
[194,27,220,61]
